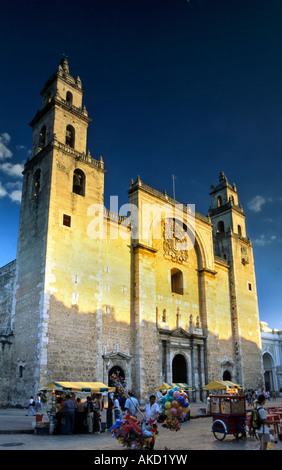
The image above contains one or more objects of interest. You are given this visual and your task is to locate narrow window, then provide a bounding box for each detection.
[171,268,183,295]
[162,309,167,323]
[66,91,73,104]
[63,214,71,227]
[66,125,75,148]
[248,283,252,291]
[39,126,46,150]
[73,169,85,196]
[19,366,24,378]
[33,169,41,197]
[238,225,242,237]
[217,196,222,207]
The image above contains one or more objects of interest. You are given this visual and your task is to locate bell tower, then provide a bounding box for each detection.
[11,58,105,399]
[208,172,264,388]
[30,56,90,158]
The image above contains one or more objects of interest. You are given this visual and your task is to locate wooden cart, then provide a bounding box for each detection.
[210,394,246,441]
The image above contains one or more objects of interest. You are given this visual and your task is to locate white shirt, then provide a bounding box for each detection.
[256,407,270,434]
[114,398,120,410]
[144,402,160,423]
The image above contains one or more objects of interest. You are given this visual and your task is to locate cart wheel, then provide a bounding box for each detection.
[212,419,227,441]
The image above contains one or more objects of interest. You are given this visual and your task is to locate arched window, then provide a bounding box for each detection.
[39,126,46,150]
[217,196,222,207]
[73,169,85,196]
[66,125,75,148]
[33,169,41,197]
[238,225,242,237]
[66,91,73,104]
[217,221,225,233]
[171,268,183,295]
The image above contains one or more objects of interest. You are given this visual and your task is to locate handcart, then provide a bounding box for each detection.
[210,394,246,441]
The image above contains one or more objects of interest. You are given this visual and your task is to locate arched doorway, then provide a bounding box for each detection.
[172,354,187,383]
[223,370,232,381]
[263,352,275,392]
[108,366,125,389]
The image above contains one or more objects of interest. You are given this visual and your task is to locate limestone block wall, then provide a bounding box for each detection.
[203,260,237,382]
[230,237,264,389]
[9,152,52,402]
[0,260,16,403]
[0,260,16,332]
[42,148,132,388]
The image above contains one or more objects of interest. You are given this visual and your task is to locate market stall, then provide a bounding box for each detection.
[203,380,242,393]
[155,382,192,392]
[40,381,116,393]
[38,381,116,435]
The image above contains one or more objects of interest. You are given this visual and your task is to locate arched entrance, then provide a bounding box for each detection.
[263,352,275,392]
[172,354,187,383]
[223,370,232,381]
[108,365,125,389]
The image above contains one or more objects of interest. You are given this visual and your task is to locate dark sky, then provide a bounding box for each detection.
[0,0,282,328]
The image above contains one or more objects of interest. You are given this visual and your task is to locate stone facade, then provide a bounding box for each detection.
[0,59,264,405]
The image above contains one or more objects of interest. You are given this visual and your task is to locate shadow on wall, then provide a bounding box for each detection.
[0,292,264,406]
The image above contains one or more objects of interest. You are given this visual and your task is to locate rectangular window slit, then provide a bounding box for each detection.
[63,214,71,227]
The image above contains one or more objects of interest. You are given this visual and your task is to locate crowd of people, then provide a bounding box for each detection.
[54,393,103,435]
[51,390,153,435]
[244,388,274,406]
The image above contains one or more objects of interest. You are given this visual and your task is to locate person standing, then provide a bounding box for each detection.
[93,393,103,434]
[256,394,272,450]
[140,395,160,449]
[106,394,114,430]
[35,393,43,414]
[124,391,139,417]
[26,396,36,416]
[113,394,121,421]
[74,397,85,433]
[63,395,77,435]
[141,395,160,424]
[85,396,94,433]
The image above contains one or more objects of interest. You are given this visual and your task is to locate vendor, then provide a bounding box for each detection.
[140,395,160,450]
[140,395,160,424]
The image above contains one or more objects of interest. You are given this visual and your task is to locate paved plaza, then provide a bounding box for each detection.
[0,401,281,452]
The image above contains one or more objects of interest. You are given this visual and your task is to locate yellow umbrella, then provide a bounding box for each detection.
[203,380,242,391]
[40,381,115,393]
[155,382,192,391]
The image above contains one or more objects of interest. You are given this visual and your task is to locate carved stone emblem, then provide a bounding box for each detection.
[163,219,189,264]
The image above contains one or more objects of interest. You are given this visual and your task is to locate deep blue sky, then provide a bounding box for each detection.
[0,0,282,329]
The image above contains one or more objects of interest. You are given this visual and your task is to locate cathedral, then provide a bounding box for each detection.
[0,58,264,405]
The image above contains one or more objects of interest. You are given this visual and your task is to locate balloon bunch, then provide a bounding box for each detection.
[109,414,158,449]
[159,387,190,431]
